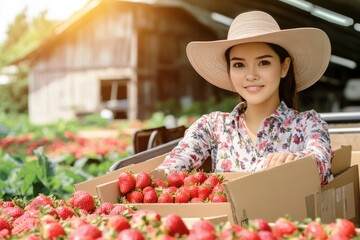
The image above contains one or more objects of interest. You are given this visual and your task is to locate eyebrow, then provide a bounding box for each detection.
[230,54,274,61]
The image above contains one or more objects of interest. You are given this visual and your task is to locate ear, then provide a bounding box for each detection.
[281,57,291,78]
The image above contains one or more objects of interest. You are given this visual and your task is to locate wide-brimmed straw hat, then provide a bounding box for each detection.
[186,11,331,92]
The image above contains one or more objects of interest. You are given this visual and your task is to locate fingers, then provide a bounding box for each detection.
[263,152,297,170]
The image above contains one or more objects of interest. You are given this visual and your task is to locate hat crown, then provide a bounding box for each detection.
[228,11,281,40]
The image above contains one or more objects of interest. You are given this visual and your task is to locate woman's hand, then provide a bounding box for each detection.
[262,152,298,169]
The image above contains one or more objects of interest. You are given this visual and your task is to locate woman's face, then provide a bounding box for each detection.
[229,42,290,107]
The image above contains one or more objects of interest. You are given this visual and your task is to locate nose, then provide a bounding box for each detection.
[246,66,258,81]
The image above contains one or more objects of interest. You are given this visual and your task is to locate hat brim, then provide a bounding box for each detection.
[186,28,331,92]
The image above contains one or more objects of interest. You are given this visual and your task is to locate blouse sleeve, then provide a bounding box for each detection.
[293,110,333,185]
[157,114,213,173]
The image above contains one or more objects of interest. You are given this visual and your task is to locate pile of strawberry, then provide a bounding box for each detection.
[0,190,358,239]
[118,170,228,204]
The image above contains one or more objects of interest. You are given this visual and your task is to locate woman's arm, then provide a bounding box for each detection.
[157,115,212,173]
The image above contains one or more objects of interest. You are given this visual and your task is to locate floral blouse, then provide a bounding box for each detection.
[158,101,333,185]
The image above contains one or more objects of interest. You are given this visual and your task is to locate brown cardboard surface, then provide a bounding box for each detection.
[74,153,167,195]
[224,155,321,224]
[320,165,359,225]
[352,151,360,200]
[331,145,352,175]
[134,203,234,224]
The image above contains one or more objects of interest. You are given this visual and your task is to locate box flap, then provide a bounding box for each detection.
[331,145,352,175]
[74,153,167,195]
[224,155,321,224]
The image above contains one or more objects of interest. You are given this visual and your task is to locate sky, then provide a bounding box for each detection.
[0,0,89,42]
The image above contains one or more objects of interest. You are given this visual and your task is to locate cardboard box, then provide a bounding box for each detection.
[223,145,359,225]
[73,153,167,196]
[352,151,360,196]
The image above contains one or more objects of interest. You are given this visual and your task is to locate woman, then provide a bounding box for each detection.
[158,11,333,185]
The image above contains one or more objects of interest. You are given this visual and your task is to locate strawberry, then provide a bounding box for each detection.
[0,229,10,239]
[39,214,57,225]
[163,214,189,237]
[95,202,115,215]
[167,172,184,188]
[273,218,297,238]
[117,229,145,240]
[183,175,200,186]
[190,197,204,203]
[69,224,102,240]
[158,193,174,203]
[174,191,190,203]
[26,194,54,210]
[55,206,76,220]
[211,184,225,194]
[237,229,261,240]
[189,220,216,240]
[210,193,227,202]
[164,186,178,195]
[109,205,134,215]
[1,206,24,220]
[203,175,222,188]
[198,184,213,200]
[130,209,161,228]
[187,185,199,198]
[69,191,95,212]
[251,218,272,232]
[143,188,158,203]
[258,230,276,240]
[23,234,41,240]
[193,171,208,183]
[304,220,327,240]
[126,190,144,203]
[178,171,189,180]
[327,218,356,238]
[68,217,88,229]
[135,171,152,189]
[118,172,136,195]
[219,224,243,239]
[106,215,130,233]
[42,222,65,240]
[153,178,168,188]
[2,201,15,208]
[12,217,37,235]
[0,217,10,231]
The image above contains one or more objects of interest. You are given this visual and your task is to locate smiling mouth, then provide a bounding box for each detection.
[244,85,264,91]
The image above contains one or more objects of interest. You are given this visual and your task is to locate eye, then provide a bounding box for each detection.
[259,60,271,66]
[232,62,245,68]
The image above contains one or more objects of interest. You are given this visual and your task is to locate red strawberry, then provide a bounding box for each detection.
[327,218,356,238]
[55,206,76,220]
[219,224,243,239]
[42,222,65,240]
[167,172,184,187]
[118,172,136,195]
[164,186,178,195]
[0,229,10,239]
[174,191,190,203]
[68,217,88,229]
[158,193,174,203]
[273,218,297,238]
[69,224,102,240]
[0,217,10,231]
[178,171,189,180]
[237,229,261,240]
[190,197,204,203]
[69,191,95,212]
[109,205,134,215]
[258,230,276,240]
[193,171,209,184]
[183,175,200,187]
[95,202,115,215]
[143,188,158,203]
[211,193,227,202]
[2,201,15,208]
[211,184,225,194]
[135,171,152,189]
[107,215,130,233]
[126,190,144,203]
[130,209,161,228]
[117,229,145,240]
[163,214,189,237]
[189,220,216,240]
[198,184,213,200]
[12,217,37,235]
[251,218,272,232]
[2,206,24,220]
[203,175,222,188]
[304,220,327,240]
[39,215,57,225]
[187,185,199,198]
[153,178,168,188]
[27,194,54,210]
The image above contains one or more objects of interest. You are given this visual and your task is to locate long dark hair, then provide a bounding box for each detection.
[225,43,299,110]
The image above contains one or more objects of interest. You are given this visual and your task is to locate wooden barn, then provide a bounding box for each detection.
[16,0,229,124]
